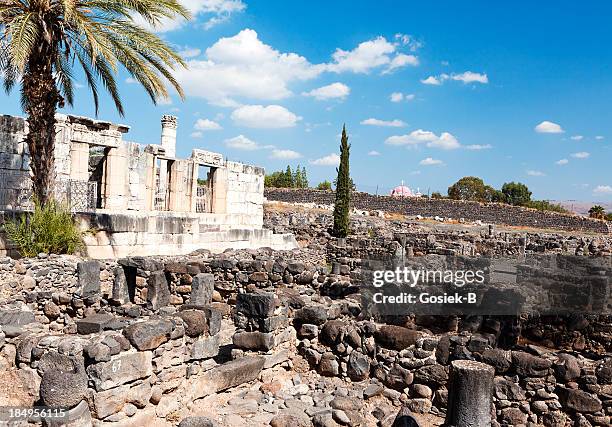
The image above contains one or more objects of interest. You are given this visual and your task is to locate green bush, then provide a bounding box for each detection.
[316,180,332,190]
[3,201,84,257]
[526,200,571,214]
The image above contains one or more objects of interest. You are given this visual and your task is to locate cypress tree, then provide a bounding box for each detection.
[294,165,302,188]
[333,125,351,237]
[301,166,308,188]
[284,165,293,188]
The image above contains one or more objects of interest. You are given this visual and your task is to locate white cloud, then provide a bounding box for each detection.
[595,135,605,140]
[410,170,421,175]
[270,149,302,159]
[593,185,612,194]
[556,159,569,165]
[421,72,488,85]
[224,135,261,150]
[390,92,404,102]
[157,96,173,106]
[385,129,460,150]
[190,131,203,138]
[231,104,301,128]
[194,118,222,131]
[327,36,418,74]
[420,157,443,166]
[383,54,419,74]
[175,30,422,105]
[368,150,381,156]
[140,0,246,32]
[451,71,488,84]
[360,118,406,127]
[175,29,324,105]
[571,151,590,159]
[425,133,460,150]
[535,121,564,134]
[465,144,492,150]
[327,37,395,73]
[310,153,341,166]
[570,135,584,141]
[394,33,422,52]
[421,75,444,85]
[125,77,138,84]
[302,82,350,100]
[527,170,546,176]
[389,92,415,102]
[178,47,202,58]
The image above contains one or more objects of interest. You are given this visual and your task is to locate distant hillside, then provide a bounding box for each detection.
[552,201,612,216]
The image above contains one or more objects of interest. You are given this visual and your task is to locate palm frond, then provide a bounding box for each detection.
[1,0,189,116]
[7,11,39,70]
[55,53,75,105]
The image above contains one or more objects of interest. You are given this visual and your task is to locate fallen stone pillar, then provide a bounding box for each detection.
[445,360,494,427]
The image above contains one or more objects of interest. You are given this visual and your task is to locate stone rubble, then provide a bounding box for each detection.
[0,203,609,426]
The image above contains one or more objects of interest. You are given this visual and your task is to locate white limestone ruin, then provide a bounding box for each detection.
[0,114,297,258]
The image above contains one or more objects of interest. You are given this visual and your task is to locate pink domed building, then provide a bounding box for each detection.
[390,182,422,198]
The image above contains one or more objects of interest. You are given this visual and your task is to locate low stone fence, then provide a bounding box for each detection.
[264,188,611,234]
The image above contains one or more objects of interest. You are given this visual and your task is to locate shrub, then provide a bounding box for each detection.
[316,180,332,190]
[3,201,84,257]
[526,200,571,214]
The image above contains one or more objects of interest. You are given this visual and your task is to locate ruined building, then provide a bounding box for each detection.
[0,114,296,258]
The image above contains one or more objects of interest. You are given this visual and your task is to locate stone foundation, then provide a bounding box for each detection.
[0,210,297,258]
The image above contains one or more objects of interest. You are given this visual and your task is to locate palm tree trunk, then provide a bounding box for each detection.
[22,42,60,206]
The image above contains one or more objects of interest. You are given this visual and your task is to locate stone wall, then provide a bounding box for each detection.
[0,115,29,209]
[265,188,611,234]
[0,210,297,259]
[225,162,265,228]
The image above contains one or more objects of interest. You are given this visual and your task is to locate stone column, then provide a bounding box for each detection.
[160,115,177,158]
[69,142,89,181]
[210,167,227,214]
[104,144,129,210]
[188,161,198,212]
[157,116,177,210]
[445,360,495,427]
[143,153,156,211]
[168,159,189,212]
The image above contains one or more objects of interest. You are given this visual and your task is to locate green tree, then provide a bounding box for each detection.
[589,205,606,219]
[448,176,490,201]
[431,192,444,199]
[1,0,189,205]
[485,186,507,203]
[605,213,612,222]
[332,125,351,237]
[301,166,308,188]
[333,176,356,191]
[502,182,532,206]
[293,165,301,188]
[264,171,285,188]
[317,180,332,190]
[284,165,293,188]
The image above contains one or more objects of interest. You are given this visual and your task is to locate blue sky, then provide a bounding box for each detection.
[3,0,611,201]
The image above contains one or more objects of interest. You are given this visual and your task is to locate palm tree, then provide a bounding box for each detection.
[588,205,606,220]
[1,0,190,205]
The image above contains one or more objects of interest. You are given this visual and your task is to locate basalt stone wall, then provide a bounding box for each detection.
[265,188,611,234]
